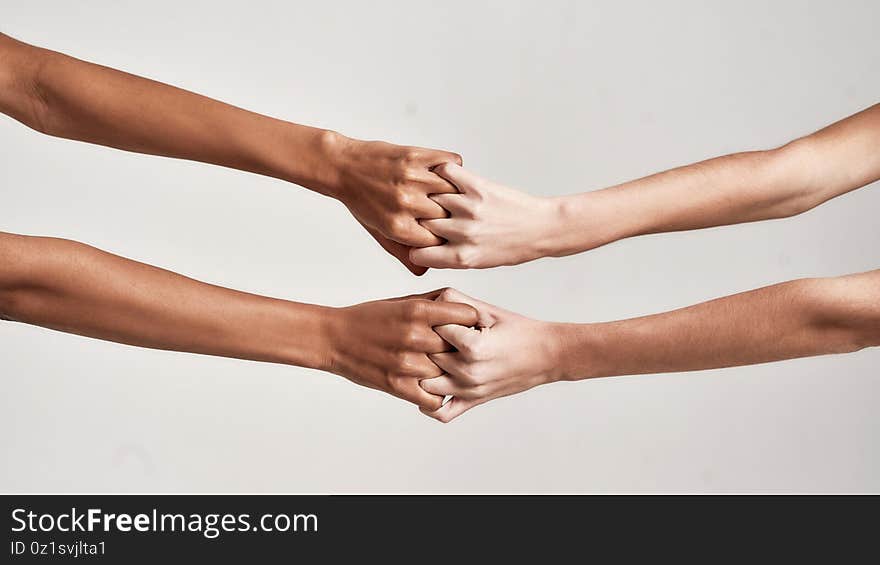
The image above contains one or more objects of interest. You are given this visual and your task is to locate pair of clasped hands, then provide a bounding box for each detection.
[329,144,568,422]
[330,142,572,421]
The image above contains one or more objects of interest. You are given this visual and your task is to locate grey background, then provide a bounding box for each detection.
[1,0,878,493]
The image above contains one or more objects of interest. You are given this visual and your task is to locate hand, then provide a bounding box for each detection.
[326,135,463,272]
[419,288,563,422]
[410,163,562,269]
[358,221,428,276]
[326,289,478,410]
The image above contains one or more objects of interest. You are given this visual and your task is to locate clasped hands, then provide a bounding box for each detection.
[325,135,563,274]
[326,141,567,421]
[339,288,562,423]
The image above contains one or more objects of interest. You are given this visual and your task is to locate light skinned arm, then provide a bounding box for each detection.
[0,232,478,410]
[420,278,880,422]
[412,103,880,269]
[0,32,461,275]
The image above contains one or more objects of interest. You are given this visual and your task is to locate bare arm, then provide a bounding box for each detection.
[563,104,880,250]
[0,33,461,274]
[561,272,880,379]
[419,277,880,421]
[0,232,477,410]
[413,104,880,269]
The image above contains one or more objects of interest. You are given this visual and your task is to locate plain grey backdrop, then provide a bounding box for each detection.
[2,0,878,493]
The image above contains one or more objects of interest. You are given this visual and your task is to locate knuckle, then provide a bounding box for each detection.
[458,223,479,243]
[400,169,420,186]
[467,340,491,361]
[405,300,430,321]
[402,148,421,165]
[387,215,412,240]
[436,287,455,302]
[422,397,443,412]
[462,365,486,386]
[394,189,415,210]
[401,328,422,349]
[467,199,484,219]
[395,352,418,376]
[385,373,403,391]
[452,246,478,268]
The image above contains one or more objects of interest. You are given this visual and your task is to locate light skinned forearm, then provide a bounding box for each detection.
[546,104,880,257]
[0,233,333,370]
[554,271,880,381]
[0,33,344,196]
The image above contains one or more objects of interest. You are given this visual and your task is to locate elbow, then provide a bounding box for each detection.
[20,52,52,136]
[0,287,24,322]
[761,140,828,220]
[0,233,33,322]
[0,233,78,323]
[0,36,54,135]
[797,274,880,355]
[0,265,28,323]
[852,308,880,351]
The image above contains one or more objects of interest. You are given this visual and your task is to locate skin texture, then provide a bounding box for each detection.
[413,103,880,269]
[421,275,880,422]
[420,289,563,420]
[413,166,561,268]
[0,232,478,410]
[0,32,461,275]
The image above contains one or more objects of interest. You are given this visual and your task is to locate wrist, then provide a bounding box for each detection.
[256,123,349,199]
[307,129,352,199]
[293,128,357,201]
[259,301,336,372]
[526,196,571,260]
[542,194,612,257]
[545,322,606,382]
[541,322,585,382]
[545,190,647,257]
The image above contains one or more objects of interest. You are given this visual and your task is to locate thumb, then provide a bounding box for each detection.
[432,162,483,195]
[434,288,497,328]
[422,148,463,168]
[359,221,427,276]
[384,288,450,302]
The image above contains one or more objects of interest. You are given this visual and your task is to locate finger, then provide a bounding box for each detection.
[419,148,463,168]
[418,218,467,240]
[409,245,466,270]
[405,354,446,379]
[419,375,460,396]
[396,378,445,411]
[389,287,474,302]
[433,162,483,194]
[435,288,497,330]
[409,194,449,220]
[418,328,456,353]
[360,222,427,276]
[423,301,479,327]
[393,219,444,247]
[433,324,481,352]
[427,352,471,380]
[429,193,471,216]
[420,396,479,423]
[385,289,445,302]
[434,288,496,322]
[416,171,460,195]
